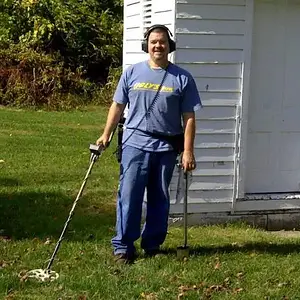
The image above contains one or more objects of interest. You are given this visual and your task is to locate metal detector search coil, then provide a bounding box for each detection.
[26,269,59,282]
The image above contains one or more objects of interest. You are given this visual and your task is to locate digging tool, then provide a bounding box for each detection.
[177,171,190,259]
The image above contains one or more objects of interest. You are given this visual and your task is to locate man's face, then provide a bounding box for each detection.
[148,30,169,62]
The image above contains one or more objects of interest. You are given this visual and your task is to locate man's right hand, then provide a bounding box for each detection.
[96,133,110,148]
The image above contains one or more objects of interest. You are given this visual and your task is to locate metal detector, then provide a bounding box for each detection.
[26,135,114,282]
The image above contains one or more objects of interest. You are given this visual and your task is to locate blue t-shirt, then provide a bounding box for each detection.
[113,61,201,152]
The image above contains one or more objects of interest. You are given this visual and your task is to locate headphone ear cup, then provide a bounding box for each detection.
[141,40,148,53]
[169,40,176,53]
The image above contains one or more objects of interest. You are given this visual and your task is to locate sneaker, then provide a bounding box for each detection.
[114,253,135,264]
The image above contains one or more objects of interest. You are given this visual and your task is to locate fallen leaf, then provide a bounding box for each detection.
[278,282,288,288]
[0,160,5,163]
[204,283,230,297]
[54,285,64,291]
[0,260,10,269]
[233,288,243,294]
[178,285,190,293]
[214,261,221,270]
[237,272,244,278]
[4,289,14,300]
[19,272,29,282]
[209,285,225,291]
[140,292,157,300]
[177,293,184,299]
[44,238,51,245]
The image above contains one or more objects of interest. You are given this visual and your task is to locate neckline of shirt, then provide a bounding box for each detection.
[146,60,171,72]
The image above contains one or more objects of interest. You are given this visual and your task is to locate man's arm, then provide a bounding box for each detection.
[96,101,126,147]
[182,112,196,172]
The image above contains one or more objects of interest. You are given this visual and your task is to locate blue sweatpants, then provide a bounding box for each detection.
[111,145,177,255]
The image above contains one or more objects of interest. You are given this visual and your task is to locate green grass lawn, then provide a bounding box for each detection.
[1,106,300,300]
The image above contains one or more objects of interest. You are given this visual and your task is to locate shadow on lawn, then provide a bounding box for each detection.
[2,188,300,256]
[189,242,300,256]
[0,177,21,187]
[160,242,300,257]
[158,242,300,257]
[0,190,116,241]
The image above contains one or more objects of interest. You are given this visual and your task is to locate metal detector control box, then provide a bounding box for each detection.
[89,144,103,156]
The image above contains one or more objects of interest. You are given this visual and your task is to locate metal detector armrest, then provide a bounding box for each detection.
[89,144,103,156]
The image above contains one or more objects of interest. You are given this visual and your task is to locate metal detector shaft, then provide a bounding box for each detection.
[46,155,98,271]
[184,172,188,248]
[45,129,116,271]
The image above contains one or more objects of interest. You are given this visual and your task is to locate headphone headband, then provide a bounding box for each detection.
[143,24,173,39]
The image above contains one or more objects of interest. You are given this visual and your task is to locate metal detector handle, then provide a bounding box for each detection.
[89,127,117,160]
[89,144,104,156]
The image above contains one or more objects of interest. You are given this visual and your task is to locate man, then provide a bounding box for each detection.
[96,24,201,264]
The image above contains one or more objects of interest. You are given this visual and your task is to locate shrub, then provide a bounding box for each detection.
[92,66,122,106]
[0,45,99,109]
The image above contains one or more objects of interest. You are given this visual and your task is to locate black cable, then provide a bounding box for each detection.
[114,66,169,160]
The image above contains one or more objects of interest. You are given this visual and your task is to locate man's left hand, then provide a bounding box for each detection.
[181,150,196,172]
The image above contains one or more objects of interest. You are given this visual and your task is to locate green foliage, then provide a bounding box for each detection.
[0,45,96,109]
[0,0,123,108]
[93,66,122,106]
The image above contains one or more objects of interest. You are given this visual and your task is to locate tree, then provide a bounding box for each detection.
[0,0,124,107]
[0,0,123,80]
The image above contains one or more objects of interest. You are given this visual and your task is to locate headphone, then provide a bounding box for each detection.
[141,24,176,53]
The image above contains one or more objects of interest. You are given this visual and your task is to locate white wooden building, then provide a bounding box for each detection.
[123,0,300,228]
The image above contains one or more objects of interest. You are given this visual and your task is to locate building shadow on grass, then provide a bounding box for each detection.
[0,190,116,241]
[189,242,300,256]
[3,188,300,256]
[161,241,300,257]
[0,177,22,187]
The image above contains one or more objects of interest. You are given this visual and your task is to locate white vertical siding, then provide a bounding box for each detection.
[123,0,176,68]
[151,0,176,62]
[170,0,246,212]
[152,0,175,26]
[123,1,145,68]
